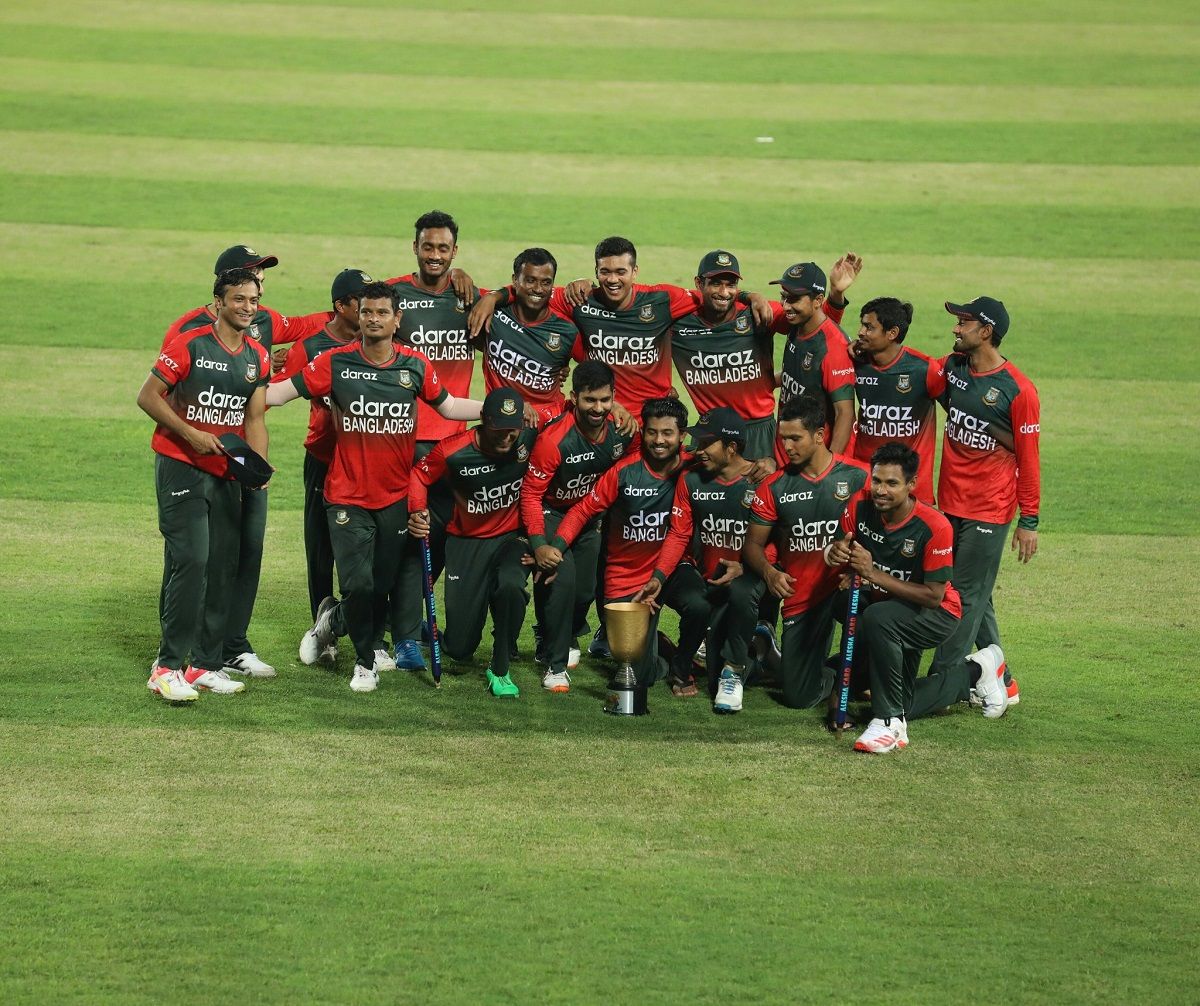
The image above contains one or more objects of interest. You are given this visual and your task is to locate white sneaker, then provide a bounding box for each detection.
[853,716,908,753]
[969,644,1009,719]
[567,646,581,670]
[542,670,571,693]
[350,663,378,693]
[374,648,397,672]
[224,651,276,678]
[693,640,707,670]
[147,668,198,702]
[713,667,743,713]
[300,597,338,665]
[191,669,246,695]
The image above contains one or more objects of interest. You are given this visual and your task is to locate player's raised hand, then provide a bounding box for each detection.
[448,268,476,306]
[1012,526,1038,564]
[633,578,663,611]
[563,278,595,307]
[828,252,863,298]
[467,292,500,339]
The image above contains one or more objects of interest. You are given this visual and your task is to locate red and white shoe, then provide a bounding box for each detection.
[147,666,199,702]
[188,668,245,695]
[968,644,1009,718]
[853,717,908,754]
[1006,676,1020,705]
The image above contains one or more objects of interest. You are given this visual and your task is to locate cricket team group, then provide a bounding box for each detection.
[138,209,1041,754]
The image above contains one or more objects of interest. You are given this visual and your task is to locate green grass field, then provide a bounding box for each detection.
[2,1,1198,1002]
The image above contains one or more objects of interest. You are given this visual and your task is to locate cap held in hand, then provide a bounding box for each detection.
[217,433,273,489]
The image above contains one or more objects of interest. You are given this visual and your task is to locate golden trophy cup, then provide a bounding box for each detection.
[603,601,651,716]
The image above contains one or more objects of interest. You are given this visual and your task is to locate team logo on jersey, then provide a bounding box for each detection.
[517,444,529,461]
[397,370,413,387]
[455,299,466,313]
[983,387,1001,407]
[500,398,518,415]
[734,314,751,334]
[613,443,626,459]
[547,332,562,351]
[901,538,916,557]
[639,303,655,322]
[248,325,260,340]
[742,488,757,507]
[896,374,911,393]
[245,361,258,382]
[834,480,850,500]
[802,351,814,371]
[335,510,349,526]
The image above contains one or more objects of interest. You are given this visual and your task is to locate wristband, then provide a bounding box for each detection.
[528,533,548,551]
[1017,515,1039,531]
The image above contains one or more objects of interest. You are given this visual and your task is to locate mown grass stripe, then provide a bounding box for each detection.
[7,130,1196,208]
[3,25,1199,86]
[6,2,1199,57]
[4,58,1198,123]
[3,174,1196,262]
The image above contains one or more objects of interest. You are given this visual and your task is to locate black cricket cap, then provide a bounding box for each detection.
[331,268,373,303]
[945,296,1009,339]
[688,407,747,445]
[217,433,273,489]
[214,245,279,275]
[769,262,826,296]
[481,387,525,429]
[697,249,741,279]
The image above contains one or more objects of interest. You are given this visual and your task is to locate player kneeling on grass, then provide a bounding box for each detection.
[137,268,271,702]
[267,282,483,693]
[409,388,537,698]
[825,443,1007,754]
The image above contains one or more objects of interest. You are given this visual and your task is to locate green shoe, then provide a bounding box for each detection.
[486,669,520,698]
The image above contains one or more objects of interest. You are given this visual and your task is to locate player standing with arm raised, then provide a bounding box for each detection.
[138,268,271,701]
[266,283,483,693]
[926,296,1039,707]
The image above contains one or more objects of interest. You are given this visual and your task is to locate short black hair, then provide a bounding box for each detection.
[513,247,558,277]
[861,297,914,344]
[414,210,458,243]
[778,395,824,435]
[214,268,262,302]
[594,236,637,265]
[870,442,919,483]
[359,281,400,312]
[571,360,614,395]
[641,396,687,432]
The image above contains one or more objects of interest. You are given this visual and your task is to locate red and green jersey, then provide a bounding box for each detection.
[482,305,581,424]
[164,303,330,354]
[545,284,703,412]
[749,455,868,616]
[519,412,635,549]
[656,467,756,581]
[552,452,690,599]
[274,326,358,464]
[411,427,537,539]
[931,355,1041,525]
[779,318,856,426]
[852,346,940,504]
[151,325,269,478]
[387,274,481,443]
[840,495,962,618]
[669,305,776,421]
[291,342,447,510]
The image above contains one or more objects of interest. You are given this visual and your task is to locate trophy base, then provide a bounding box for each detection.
[603,683,649,716]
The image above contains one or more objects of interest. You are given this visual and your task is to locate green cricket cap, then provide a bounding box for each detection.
[214,245,279,275]
[769,262,826,296]
[697,250,741,279]
[945,296,1009,339]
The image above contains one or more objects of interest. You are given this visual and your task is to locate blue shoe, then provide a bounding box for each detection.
[394,639,426,671]
[587,625,611,660]
[753,622,780,674]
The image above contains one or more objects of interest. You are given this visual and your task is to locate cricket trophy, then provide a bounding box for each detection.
[602,601,651,716]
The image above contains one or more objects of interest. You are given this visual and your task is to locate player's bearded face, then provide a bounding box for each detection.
[642,416,682,462]
[951,317,986,354]
[573,386,613,429]
[480,423,520,455]
[696,437,730,472]
[871,464,914,514]
[359,298,398,341]
[699,276,738,316]
[414,227,457,282]
[513,263,555,312]
[595,255,637,306]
